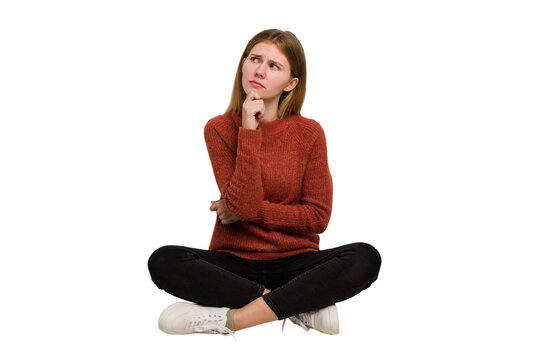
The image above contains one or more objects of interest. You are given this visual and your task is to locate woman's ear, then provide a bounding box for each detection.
[284,77,299,92]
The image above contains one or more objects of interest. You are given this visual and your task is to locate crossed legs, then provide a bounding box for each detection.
[148,243,382,332]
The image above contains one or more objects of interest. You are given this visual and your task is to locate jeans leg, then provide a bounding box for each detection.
[148,245,265,309]
[262,242,382,319]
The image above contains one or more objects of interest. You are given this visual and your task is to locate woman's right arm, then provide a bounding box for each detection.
[204,91,266,222]
[204,119,263,222]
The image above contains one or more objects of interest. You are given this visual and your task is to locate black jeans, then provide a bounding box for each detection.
[148,242,381,320]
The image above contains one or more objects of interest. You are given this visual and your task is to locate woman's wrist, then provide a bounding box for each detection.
[241,123,258,130]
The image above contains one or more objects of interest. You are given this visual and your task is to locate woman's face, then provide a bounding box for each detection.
[241,41,298,101]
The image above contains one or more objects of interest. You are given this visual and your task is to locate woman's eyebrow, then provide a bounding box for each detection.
[250,54,284,67]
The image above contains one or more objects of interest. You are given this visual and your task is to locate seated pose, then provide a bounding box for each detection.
[148,28,382,337]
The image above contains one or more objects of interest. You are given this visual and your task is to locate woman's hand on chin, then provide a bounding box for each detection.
[242,90,264,129]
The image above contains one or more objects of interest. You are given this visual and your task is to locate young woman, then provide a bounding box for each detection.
[147,29,382,336]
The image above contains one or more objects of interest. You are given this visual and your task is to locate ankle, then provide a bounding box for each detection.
[225,309,235,331]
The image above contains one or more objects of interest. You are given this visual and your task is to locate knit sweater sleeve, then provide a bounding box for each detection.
[254,129,333,234]
[204,122,264,222]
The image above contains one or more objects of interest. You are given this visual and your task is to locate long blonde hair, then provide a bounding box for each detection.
[225,29,307,119]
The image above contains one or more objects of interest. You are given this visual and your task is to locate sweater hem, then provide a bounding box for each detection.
[212,247,319,261]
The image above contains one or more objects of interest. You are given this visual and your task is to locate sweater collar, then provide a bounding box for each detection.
[230,112,291,136]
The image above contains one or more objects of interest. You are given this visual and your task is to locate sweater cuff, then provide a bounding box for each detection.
[237,127,262,156]
[254,200,265,224]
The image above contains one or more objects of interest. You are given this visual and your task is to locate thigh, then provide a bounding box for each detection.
[262,242,382,290]
[148,245,262,284]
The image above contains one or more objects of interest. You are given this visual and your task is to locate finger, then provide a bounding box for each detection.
[247,91,260,101]
[246,90,261,101]
[210,199,224,210]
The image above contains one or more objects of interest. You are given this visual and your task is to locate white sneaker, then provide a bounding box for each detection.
[283,304,339,335]
[158,302,235,337]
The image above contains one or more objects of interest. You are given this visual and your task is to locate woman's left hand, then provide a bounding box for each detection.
[210,199,239,225]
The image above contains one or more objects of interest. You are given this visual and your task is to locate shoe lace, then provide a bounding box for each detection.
[281,312,313,333]
[189,317,236,339]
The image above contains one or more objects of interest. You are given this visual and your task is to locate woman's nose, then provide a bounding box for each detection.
[255,62,265,78]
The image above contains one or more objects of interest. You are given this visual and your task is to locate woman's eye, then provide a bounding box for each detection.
[250,56,279,70]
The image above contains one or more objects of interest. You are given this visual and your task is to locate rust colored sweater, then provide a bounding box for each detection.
[204,112,333,260]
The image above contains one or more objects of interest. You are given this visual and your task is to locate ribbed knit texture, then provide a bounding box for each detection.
[204,112,333,260]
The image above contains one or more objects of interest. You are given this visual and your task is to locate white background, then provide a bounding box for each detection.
[1,0,539,358]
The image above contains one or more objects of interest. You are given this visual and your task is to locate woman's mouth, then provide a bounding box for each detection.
[250,81,264,88]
